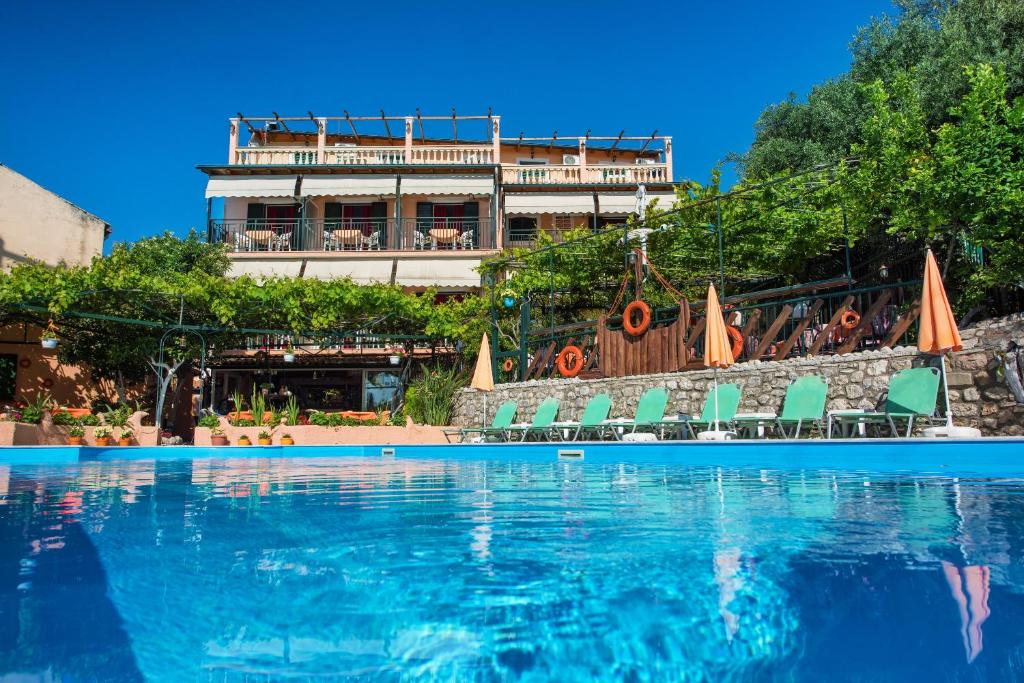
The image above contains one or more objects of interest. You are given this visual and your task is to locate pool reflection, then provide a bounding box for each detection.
[0,458,1023,681]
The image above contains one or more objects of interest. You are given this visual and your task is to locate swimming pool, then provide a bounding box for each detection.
[1,440,1023,680]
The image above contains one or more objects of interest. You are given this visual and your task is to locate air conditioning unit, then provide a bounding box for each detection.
[562,154,580,165]
[265,121,283,132]
[635,157,656,165]
[334,142,357,147]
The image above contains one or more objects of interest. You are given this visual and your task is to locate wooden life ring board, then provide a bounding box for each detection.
[556,345,584,378]
[725,326,744,360]
[623,300,651,336]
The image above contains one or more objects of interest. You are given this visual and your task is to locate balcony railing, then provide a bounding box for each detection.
[501,163,669,185]
[209,217,497,252]
[233,144,496,166]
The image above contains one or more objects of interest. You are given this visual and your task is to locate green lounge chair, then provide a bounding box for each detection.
[671,383,742,439]
[828,367,942,438]
[605,387,669,440]
[555,393,613,441]
[506,397,561,441]
[733,375,828,439]
[450,400,517,442]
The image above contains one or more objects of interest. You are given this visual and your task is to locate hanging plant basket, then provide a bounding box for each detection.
[283,352,296,363]
[41,338,58,349]
[388,354,402,366]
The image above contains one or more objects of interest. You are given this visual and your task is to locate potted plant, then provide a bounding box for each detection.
[117,427,134,447]
[388,348,403,366]
[257,430,272,446]
[210,427,229,446]
[237,434,252,446]
[93,425,112,446]
[280,433,294,446]
[41,330,58,349]
[283,344,296,364]
[68,425,85,446]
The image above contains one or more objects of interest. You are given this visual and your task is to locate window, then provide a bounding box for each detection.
[363,371,401,411]
[509,216,538,243]
[0,354,15,401]
[554,215,572,231]
[516,158,549,166]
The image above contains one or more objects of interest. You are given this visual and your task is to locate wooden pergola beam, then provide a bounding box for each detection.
[272,112,290,133]
[343,110,360,143]
[608,130,626,155]
[547,130,558,152]
[237,113,258,135]
[380,109,393,143]
[452,107,458,143]
[415,108,425,142]
[637,130,658,154]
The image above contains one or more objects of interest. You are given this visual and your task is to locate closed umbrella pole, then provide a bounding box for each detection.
[918,249,963,429]
[470,333,495,425]
[702,284,736,438]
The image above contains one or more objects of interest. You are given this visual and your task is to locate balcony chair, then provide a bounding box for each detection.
[362,230,382,250]
[233,232,254,252]
[413,231,431,250]
[456,230,475,249]
[269,232,292,251]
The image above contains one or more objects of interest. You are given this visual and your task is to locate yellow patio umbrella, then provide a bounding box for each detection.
[918,249,963,428]
[470,333,494,424]
[704,283,735,433]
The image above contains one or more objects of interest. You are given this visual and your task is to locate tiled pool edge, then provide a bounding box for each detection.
[1,438,1022,476]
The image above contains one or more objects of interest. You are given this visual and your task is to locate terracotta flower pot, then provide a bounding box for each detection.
[258,438,272,446]
[211,435,229,446]
[280,436,294,446]
[118,437,132,447]
[68,436,83,446]
[237,437,251,446]
[95,437,110,447]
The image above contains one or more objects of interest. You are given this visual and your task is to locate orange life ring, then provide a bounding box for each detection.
[726,326,744,360]
[556,345,584,378]
[502,358,514,373]
[623,300,651,336]
[841,310,861,331]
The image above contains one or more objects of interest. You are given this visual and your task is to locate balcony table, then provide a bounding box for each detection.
[328,229,366,250]
[429,228,459,249]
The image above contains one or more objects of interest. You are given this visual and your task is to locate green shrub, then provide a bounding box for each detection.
[52,411,78,426]
[198,415,220,429]
[404,366,465,425]
[233,418,256,427]
[79,414,101,426]
[284,395,300,426]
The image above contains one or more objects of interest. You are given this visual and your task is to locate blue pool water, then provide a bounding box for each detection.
[1,441,1023,681]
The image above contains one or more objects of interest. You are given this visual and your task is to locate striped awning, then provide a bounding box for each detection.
[597,191,676,214]
[504,192,594,215]
[400,175,493,196]
[301,175,397,197]
[204,176,299,198]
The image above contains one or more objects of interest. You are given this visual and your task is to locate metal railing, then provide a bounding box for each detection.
[209,217,498,252]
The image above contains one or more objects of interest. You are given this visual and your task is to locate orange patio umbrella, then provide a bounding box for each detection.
[918,249,963,428]
[470,333,494,423]
[704,283,735,432]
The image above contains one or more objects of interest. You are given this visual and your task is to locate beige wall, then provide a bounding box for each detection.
[0,324,121,408]
[0,165,108,271]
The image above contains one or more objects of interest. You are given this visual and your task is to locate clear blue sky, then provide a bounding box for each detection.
[1,0,894,246]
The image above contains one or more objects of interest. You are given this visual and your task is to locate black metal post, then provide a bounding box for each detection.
[842,203,853,289]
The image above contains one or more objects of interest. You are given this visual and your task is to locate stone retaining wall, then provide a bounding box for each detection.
[453,313,1024,436]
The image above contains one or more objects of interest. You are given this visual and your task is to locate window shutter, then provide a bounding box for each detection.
[416,202,433,219]
[461,201,479,219]
[324,202,343,220]
[246,203,266,219]
[370,201,388,219]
